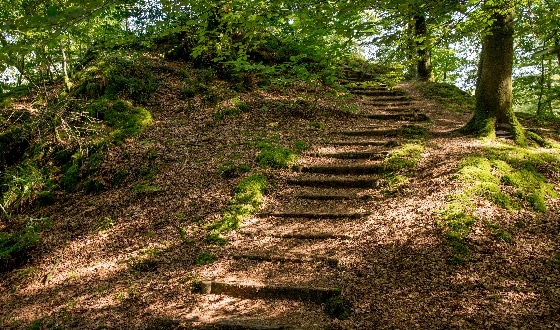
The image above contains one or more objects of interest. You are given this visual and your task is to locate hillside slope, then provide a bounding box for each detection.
[1,58,560,329]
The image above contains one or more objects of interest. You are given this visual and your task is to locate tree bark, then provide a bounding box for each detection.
[60,38,71,92]
[414,13,434,82]
[462,9,525,144]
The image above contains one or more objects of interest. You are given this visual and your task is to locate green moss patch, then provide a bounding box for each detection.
[457,145,558,212]
[436,142,559,264]
[88,99,152,145]
[205,174,268,244]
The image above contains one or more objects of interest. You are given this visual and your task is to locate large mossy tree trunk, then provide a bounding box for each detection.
[462,10,526,144]
[414,13,434,82]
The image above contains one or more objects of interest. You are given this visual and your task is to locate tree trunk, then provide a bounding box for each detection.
[537,54,546,116]
[60,38,71,92]
[462,10,525,144]
[414,13,434,82]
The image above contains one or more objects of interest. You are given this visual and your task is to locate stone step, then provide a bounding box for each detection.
[197,281,341,303]
[350,89,404,96]
[258,212,367,219]
[363,107,411,112]
[295,192,354,200]
[307,151,387,159]
[339,129,401,137]
[231,254,339,267]
[295,164,385,175]
[198,321,293,330]
[364,101,414,107]
[339,125,427,138]
[362,113,429,122]
[363,96,412,102]
[287,176,380,188]
[240,230,352,240]
[328,140,400,147]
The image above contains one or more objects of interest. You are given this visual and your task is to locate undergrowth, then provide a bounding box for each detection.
[0,217,51,271]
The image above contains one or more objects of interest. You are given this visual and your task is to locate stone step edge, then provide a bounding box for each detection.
[328,140,400,147]
[197,321,293,330]
[294,193,354,200]
[294,193,376,201]
[231,254,339,267]
[240,231,352,240]
[287,177,381,188]
[257,212,367,219]
[361,113,429,121]
[294,164,386,175]
[305,151,388,159]
[196,281,341,303]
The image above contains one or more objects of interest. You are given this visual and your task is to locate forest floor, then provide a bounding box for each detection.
[1,59,560,329]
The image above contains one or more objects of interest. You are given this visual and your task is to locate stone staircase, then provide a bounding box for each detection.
[191,83,429,329]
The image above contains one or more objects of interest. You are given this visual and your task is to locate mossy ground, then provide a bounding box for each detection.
[436,142,559,264]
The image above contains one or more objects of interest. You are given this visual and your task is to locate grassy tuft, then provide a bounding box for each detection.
[384,142,424,172]
[256,142,298,169]
[195,252,216,266]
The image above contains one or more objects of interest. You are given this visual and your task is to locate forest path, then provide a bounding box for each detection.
[191,83,430,329]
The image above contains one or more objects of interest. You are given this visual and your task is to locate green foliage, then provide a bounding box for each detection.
[324,296,352,320]
[180,88,197,99]
[205,174,268,244]
[437,142,560,263]
[435,195,475,264]
[61,163,80,192]
[84,179,105,194]
[1,163,46,213]
[195,252,216,266]
[417,82,474,113]
[256,142,298,169]
[545,253,560,268]
[140,165,158,181]
[214,108,241,121]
